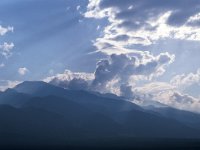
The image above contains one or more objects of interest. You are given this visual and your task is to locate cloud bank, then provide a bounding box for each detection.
[45,52,174,91]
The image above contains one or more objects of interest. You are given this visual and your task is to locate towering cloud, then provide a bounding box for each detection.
[46,52,174,95]
[92,52,174,90]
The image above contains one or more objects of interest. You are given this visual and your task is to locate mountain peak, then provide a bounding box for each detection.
[14,81,56,95]
[14,81,69,96]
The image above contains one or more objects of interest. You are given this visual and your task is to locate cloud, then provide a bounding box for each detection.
[45,52,174,94]
[132,81,200,112]
[0,42,14,58]
[0,80,21,91]
[44,70,94,90]
[92,52,174,89]
[155,91,200,113]
[43,53,200,113]
[0,25,13,36]
[76,5,81,11]
[85,0,200,54]
[18,67,29,76]
[171,69,200,97]
[171,69,200,88]
[135,82,175,94]
[120,84,134,98]
[0,25,14,60]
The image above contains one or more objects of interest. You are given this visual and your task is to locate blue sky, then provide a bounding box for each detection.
[1,0,200,112]
[0,0,105,80]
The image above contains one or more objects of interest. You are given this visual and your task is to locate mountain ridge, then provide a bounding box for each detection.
[0,81,200,147]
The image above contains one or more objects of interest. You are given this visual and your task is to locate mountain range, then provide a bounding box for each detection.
[0,81,200,149]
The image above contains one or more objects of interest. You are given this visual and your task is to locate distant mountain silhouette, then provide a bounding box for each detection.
[0,88,32,107]
[145,105,200,130]
[0,81,200,148]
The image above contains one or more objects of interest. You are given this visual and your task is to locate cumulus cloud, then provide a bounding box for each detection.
[18,67,29,76]
[92,52,174,90]
[0,42,14,58]
[45,52,174,94]
[85,0,200,54]
[44,70,94,90]
[155,91,200,113]
[171,69,200,88]
[0,25,13,36]
[171,69,200,97]
[43,53,200,113]
[132,81,200,112]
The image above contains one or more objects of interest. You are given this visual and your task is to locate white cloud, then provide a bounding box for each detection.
[170,69,200,98]
[44,69,94,90]
[18,67,29,76]
[132,81,200,112]
[0,80,21,91]
[171,69,200,88]
[135,82,175,95]
[155,91,200,113]
[45,51,174,96]
[76,5,81,11]
[0,42,14,58]
[44,64,200,113]
[44,69,94,82]
[0,25,13,36]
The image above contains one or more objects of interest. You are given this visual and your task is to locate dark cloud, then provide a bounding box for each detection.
[85,0,200,52]
[97,0,200,27]
[111,34,130,41]
[92,54,136,88]
[92,52,174,89]
[120,84,134,98]
[172,92,194,104]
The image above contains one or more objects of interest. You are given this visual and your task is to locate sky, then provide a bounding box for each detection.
[0,0,200,112]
